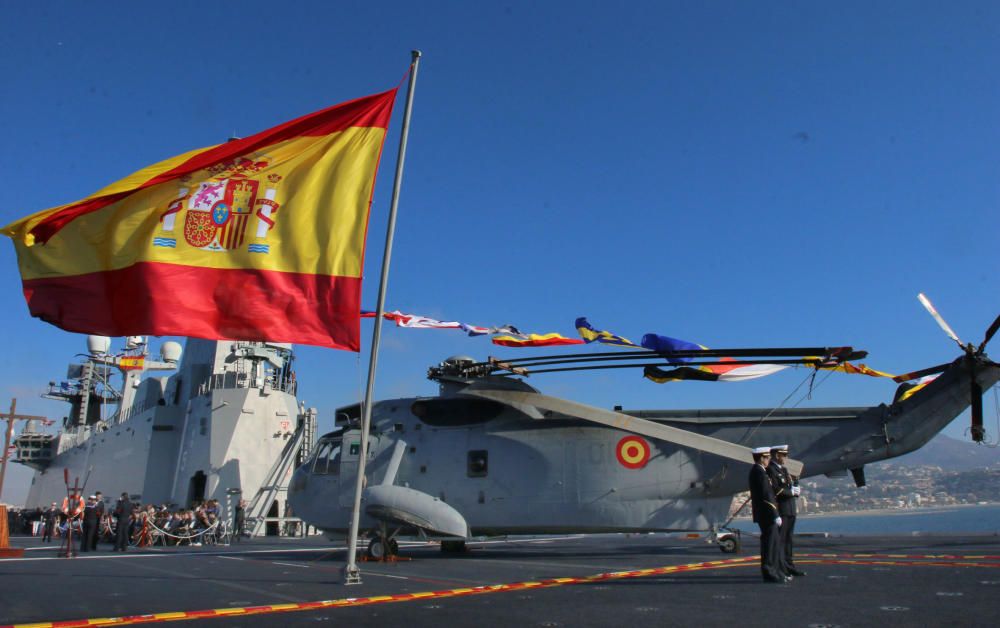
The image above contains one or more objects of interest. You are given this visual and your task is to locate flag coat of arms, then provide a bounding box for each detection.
[2,89,398,351]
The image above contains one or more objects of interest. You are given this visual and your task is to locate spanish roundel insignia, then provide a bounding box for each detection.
[616,436,650,469]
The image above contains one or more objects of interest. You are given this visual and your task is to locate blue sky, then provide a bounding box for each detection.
[1,2,998,504]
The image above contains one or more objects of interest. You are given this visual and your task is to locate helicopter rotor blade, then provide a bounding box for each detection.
[979,313,1000,354]
[463,388,805,476]
[918,292,964,349]
[891,362,952,383]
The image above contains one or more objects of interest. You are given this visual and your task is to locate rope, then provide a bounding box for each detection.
[720,496,751,529]
[740,368,819,445]
[790,367,836,408]
[144,518,219,541]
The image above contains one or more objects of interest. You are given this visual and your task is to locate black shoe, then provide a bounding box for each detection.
[763,575,787,583]
[788,569,806,577]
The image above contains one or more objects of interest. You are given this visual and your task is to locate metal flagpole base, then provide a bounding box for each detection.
[343,563,362,585]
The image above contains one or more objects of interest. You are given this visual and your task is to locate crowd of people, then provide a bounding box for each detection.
[6,495,248,550]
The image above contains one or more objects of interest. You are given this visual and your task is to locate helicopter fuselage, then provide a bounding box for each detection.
[288,354,998,537]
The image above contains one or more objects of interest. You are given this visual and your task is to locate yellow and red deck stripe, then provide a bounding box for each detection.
[6,552,1000,627]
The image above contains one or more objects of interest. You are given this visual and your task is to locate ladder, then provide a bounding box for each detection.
[246,425,305,537]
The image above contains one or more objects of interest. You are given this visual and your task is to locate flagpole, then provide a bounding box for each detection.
[344,50,421,586]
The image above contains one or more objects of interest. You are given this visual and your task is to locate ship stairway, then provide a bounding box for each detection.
[246,424,305,538]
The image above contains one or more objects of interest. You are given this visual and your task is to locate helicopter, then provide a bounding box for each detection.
[288,298,1000,558]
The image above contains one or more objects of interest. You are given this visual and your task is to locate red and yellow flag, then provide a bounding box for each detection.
[491,333,586,347]
[119,356,145,371]
[2,89,398,351]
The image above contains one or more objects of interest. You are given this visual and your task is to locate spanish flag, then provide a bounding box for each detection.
[2,89,397,351]
[119,356,145,371]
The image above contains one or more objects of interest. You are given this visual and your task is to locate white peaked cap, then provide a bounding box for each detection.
[752,446,772,455]
[770,444,789,453]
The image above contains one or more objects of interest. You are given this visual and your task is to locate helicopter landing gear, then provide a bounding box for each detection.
[366,536,399,559]
[716,531,741,554]
[365,523,400,561]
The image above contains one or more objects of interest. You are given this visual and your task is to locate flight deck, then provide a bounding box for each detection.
[1,533,998,627]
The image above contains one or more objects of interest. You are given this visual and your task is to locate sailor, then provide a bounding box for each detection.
[113,492,132,552]
[234,500,246,543]
[92,491,105,550]
[42,502,58,542]
[749,446,788,583]
[768,445,805,577]
[81,495,99,553]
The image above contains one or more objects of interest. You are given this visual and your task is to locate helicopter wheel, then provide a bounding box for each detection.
[367,536,387,560]
[366,523,400,560]
[717,533,740,554]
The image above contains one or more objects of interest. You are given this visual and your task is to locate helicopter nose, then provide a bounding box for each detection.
[287,465,309,514]
[289,464,308,495]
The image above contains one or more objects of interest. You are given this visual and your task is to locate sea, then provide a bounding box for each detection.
[729,503,1000,536]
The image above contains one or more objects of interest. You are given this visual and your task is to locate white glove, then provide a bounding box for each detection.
[791,486,801,496]
[775,517,783,527]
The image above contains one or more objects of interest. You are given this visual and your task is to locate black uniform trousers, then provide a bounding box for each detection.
[42,520,53,542]
[234,509,245,543]
[93,507,104,550]
[81,519,96,552]
[778,514,797,572]
[115,516,131,551]
[758,519,782,579]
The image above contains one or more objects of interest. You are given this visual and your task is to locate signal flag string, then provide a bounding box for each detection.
[361,309,901,385]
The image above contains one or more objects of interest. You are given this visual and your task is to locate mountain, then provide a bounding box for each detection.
[882,433,1000,472]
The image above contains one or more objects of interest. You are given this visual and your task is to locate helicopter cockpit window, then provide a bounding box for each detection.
[467,450,488,477]
[411,399,504,426]
[312,438,342,475]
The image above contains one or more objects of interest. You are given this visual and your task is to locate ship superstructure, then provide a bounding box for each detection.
[13,336,317,535]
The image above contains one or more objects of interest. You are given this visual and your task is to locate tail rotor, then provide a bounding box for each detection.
[978,313,1000,355]
[913,293,998,442]
[918,292,966,351]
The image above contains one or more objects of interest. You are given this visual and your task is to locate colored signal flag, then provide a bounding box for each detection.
[644,363,788,383]
[3,89,398,351]
[492,333,586,347]
[640,333,706,361]
[575,317,637,347]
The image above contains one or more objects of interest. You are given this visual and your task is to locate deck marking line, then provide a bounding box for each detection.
[366,572,409,580]
[799,552,999,560]
[16,554,996,628]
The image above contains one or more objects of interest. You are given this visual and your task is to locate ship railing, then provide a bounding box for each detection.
[197,372,297,397]
[241,516,307,538]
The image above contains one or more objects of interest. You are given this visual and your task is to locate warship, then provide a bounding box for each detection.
[10,334,317,536]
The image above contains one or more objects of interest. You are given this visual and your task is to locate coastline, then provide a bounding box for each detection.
[799,502,1000,519]
[734,501,1000,521]
[730,502,1000,535]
